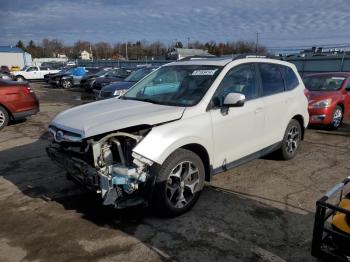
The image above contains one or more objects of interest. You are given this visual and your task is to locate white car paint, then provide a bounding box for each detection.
[50,57,309,173]
[134,58,309,169]
[12,66,60,80]
[51,98,185,138]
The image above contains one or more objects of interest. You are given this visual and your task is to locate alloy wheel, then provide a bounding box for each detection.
[0,111,5,127]
[332,108,342,128]
[286,125,300,154]
[166,161,200,209]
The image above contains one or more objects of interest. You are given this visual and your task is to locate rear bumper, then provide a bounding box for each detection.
[308,107,334,125]
[13,107,39,120]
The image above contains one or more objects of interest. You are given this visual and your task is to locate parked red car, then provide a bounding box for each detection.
[0,79,39,130]
[303,73,350,129]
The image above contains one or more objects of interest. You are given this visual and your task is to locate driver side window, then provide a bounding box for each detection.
[27,67,37,72]
[214,64,258,105]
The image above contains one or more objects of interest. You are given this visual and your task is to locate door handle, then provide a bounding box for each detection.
[255,107,263,114]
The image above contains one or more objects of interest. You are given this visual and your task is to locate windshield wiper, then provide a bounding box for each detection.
[120,97,161,105]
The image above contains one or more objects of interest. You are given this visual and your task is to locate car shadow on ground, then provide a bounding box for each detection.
[311,123,350,138]
[0,135,316,262]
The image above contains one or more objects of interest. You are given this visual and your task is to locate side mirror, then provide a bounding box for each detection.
[223,93,246,107]
[345,86,350,92]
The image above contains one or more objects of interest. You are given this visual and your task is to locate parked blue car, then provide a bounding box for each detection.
[48,67,99,88]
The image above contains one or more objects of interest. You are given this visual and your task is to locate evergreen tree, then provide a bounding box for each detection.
[16,40,26,51]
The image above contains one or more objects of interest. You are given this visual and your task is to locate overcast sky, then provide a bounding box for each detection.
[1,0,349,50]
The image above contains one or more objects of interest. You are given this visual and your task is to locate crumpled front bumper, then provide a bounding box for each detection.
[46,146,99,191]
[46,146,152,208]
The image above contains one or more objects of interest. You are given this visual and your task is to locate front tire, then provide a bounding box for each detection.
[329,105,343,130]
[16,75,25,82]
[152,148,205,216]
[61,79,72,89]
[278,119,302,160]
[0,106,9,130]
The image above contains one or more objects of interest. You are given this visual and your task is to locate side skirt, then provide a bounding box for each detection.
[211,141,282,176]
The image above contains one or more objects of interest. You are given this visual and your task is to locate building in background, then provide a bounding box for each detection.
[80,50,91,60]
[0,46,32,68]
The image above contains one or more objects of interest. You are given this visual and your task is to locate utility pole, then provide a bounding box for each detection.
[125,41,128,60]
[89,44,93,61]
[187,37,190,48]
[255,32,259,55]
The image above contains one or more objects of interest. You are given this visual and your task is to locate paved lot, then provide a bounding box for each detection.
[0,82,350,262]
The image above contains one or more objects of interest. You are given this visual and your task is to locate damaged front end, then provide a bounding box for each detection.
[46,125,155,208]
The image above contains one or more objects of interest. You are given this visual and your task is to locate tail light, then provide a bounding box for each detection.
[19,84,33,94]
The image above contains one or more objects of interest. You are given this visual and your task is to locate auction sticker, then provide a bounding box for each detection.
[192,69,218,76]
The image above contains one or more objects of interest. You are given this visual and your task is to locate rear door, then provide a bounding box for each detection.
[257,63,288,147]
[0,83,21,112]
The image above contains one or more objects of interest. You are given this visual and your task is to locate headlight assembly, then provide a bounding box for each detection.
[311,98,332,108]
[113,89,128,97]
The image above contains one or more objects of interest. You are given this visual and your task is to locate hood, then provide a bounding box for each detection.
[102,81,134,92]
[96,77,124,84]
[51,98,185,138]
[305,90,341,102]
[53,72,70,78]
[82,74,97,80]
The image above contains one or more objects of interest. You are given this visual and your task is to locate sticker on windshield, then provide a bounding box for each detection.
[192,69,218,76]
[331,77,345,80]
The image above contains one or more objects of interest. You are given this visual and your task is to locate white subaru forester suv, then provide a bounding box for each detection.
[47,55,309,216]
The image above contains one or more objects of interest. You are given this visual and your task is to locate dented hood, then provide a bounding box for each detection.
[51,98,185,138]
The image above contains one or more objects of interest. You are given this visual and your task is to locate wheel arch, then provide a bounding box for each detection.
[336,103,344,112]
[181,143,211,182]
[292,114,305,140]
[0,103,14,120]
[16,75,26,80]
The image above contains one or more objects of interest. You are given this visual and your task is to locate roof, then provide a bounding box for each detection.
[0,46,25,53]
[167,57,233,66]
[165,55,292,67]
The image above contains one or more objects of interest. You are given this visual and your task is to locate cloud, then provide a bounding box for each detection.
[0,0,349,48]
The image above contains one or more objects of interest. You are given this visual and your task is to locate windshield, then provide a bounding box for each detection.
[124,68,153,82]
[303,76,345,91]
[122,65,222,106]
[96,69,110,76]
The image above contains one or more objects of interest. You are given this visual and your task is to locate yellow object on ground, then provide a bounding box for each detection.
[332,198,350,234]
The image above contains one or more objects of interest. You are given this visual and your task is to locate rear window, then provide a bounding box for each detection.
[258,63,284,96]
[280,65,299,91]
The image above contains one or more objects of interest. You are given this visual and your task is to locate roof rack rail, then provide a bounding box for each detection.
[230,53,280,61]
[178,55,216,61]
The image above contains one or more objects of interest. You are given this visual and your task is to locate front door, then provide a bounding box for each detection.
[210,63,265,170]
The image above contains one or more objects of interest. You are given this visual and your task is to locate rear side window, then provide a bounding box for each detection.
[258,63,284,96]
[280,65,299,91]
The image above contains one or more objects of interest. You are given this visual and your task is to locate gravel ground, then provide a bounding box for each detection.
[0,82,349,262]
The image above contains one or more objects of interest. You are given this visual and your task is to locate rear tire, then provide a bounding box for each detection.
[152,148,205,217]
[0,106,9,130]
[278,119,302,160]
[329,105,343,130]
